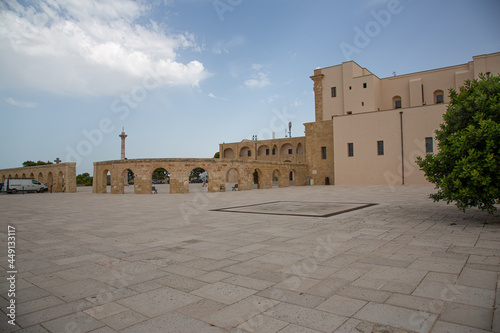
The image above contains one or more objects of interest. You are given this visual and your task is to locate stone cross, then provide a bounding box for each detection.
[54,158,61,164]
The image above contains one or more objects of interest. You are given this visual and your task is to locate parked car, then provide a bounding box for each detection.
[1,178,48,194]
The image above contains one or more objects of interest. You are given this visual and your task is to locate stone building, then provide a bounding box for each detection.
[221,52,500,186]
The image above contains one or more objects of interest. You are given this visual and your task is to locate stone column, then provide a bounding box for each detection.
[310,72,325,122]
[119,128,128,186]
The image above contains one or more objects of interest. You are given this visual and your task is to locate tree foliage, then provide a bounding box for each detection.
[214,152,220,158]
[417,74,500,214]
[76,173,93,186]
[23,160,53,167]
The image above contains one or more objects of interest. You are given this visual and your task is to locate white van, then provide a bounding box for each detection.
[2,178,48,194]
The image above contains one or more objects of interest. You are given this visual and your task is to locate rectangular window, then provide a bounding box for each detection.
[436,94,444,104]
[363,83,367,88]
[321,146,327,159]
[272,148,276,155]
[425,137,433,153]
[247,150,251,157]
[348,143,354,157]
[288,148,293,155]
[377,141,384,155]
[395,100,402,109]
[266,149,270,155]
[331,87,337,97]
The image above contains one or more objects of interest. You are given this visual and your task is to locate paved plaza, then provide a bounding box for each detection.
[1,185,499,332]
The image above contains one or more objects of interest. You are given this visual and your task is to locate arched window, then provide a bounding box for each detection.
[392,96,402,109]
[434,90,444,104]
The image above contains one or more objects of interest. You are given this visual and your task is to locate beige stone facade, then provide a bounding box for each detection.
[0,163,77,193]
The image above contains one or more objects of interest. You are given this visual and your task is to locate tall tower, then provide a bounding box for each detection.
[119,127,127,160]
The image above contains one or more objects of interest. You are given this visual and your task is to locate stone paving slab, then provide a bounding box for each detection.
[1,185,499,332]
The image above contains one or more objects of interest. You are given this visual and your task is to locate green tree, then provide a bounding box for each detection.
[76,173,93,186]
[416,74,500,214]
[23,160,53,167]
[214,152,220,158]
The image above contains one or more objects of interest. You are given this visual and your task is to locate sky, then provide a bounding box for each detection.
[1,0,499,175]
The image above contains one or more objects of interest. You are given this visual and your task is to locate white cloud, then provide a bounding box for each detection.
[208,93,226,101]
[213,35,245,55]
[0,0,210,96]
[244,64,270,89]
[4,97,37,108]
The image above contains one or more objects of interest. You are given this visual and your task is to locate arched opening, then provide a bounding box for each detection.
[14,174,19,178]
[272,170,280,188]
[226,168,239,191]
[258,145,270,157]
[100,169,111,193]
[122,169,135,194]
[434,90,444,104]
[223,148,235,159]
[57,171,65,192]
[296,143,304,154]
[272,145,278,156]
[253,169,261,189]
[22,173,26,179]
[289,170,295,186]
[189,167,208,193]
[393,96,402,109]
[152,168,170,194]
[280,143,294,156]
[47,172,53,192]
[29,172,35,179]
[240,146,251,158]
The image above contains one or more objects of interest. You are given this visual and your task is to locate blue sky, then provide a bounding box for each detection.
[1,0,499,174]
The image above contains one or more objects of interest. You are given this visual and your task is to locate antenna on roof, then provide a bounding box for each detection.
[393,71,396,77]
[289,122,292,138]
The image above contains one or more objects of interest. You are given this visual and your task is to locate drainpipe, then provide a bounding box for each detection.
[400,111,404,185]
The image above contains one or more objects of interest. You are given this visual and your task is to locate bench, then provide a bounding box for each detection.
[152,186,158,194]
[232,184,238,191]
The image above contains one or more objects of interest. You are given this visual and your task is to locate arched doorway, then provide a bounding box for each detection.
[272,170,280,188]
[122,169,135,194]
[29,172,35,179]
[22,173,26,179]
[152,168,170,194]
[37,172,43,183]
[226,168,239,191]
[57,171,65,192]
[189,167,208,193]
[100,169,111,193]
[253,169,261,189]
[289,170,295,186]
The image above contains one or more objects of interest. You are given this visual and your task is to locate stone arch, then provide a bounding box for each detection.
[14,174,19,178]
[47,172,53,192]
[152,167,170,194]
[29,172,35,179]
[223,148,235,159]
[99,168,111,193]
[121,168,136,193]
[272,169,280,188]
[289,169,296,186]
[189,167,208,193]
[22,173,26,179]
[393,95,402,109]
[56,170,65,192]
[37,172,44,184]
[434,89,444,104]
[296,143,304,154]
[240,146,251,158]
[280,143,294,156]
[258,145,270,157]
[226,167,239,191]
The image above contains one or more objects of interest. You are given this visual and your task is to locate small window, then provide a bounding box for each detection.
[363,83,367,88]
[349,86,352,90]
[346,111,352,115]
[247,150,251,157]
[425,137,433,153]
[362,102,364,106]
[436,94,444,104]
[395,100,402,109]
[348,143,354,157]
[321,146,327,159]
[331,87,337,97]
[266,149,270,156]
[377,141,384,156]
[288,148,293,155]
[272,148,276,155]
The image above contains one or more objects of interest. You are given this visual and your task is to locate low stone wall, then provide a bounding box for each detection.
[0,163,77,193]
[93,158,308,194]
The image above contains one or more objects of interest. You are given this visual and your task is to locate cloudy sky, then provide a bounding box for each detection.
[1,0,499,174]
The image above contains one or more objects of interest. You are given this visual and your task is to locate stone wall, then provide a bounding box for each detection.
[0,163,77,193]
[304,119,334,185]
[93,158,308,194]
